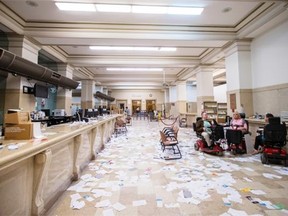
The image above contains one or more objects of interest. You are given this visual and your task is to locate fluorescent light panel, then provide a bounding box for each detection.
[96,4,131,13]
[107,68,163,71]
[55,2,95,11]
[55,3,203,15]
[90,46,176,51]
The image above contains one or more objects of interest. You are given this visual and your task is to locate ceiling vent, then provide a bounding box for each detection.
[0,48,79,89]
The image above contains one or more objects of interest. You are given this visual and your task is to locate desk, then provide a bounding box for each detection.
[0,115,118,216]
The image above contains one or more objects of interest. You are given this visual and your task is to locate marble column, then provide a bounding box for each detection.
[81,80,95,109]
[224,40,253,117]
[56,64,74,115]
[195,66,214,116]
[5,36,41,112]
[176,81,187,115]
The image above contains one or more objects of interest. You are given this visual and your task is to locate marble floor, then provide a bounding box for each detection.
[47,119,288,216]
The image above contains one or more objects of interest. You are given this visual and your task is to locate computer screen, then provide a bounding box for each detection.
[41,109,50,117]
[34,83,48,98]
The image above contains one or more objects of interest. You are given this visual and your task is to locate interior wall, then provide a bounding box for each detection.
[110,89,164,111]
[251,19,288,115]
[214,84,227,103]
[251,19,288,88]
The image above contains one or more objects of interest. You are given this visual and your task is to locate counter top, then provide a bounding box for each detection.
[0,115,118,171]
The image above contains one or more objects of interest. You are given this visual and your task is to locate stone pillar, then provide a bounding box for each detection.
[195,66,214,116]
[5,36,41,112]
[176,81,187,115]
[81,80,95,109]
[224,41,253,117]
[56,64,74,115]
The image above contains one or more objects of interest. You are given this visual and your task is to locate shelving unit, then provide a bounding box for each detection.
[203,101,218,120]
[217,103,227,123]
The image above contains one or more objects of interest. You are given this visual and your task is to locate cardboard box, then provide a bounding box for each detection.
[5,123,33,140]
[5,112,31,124]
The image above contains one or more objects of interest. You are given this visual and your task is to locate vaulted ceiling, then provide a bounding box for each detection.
[1,0,287,90]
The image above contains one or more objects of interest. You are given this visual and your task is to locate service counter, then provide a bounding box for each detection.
[0,115,119,216]
[179,113,197,127]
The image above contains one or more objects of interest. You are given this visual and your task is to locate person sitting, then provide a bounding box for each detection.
[196,112,212,148]
[230,111,248,134]
[252,113,274,154]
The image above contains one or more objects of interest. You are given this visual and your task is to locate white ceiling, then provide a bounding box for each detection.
[1,0,288,90]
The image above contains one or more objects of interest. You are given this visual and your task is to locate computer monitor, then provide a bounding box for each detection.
[41,109,50,117]
[85,109,94,118]
[93,109,99,117]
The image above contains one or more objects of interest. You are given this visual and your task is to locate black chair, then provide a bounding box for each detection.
[261,117,287,165]
[264,117,287,148]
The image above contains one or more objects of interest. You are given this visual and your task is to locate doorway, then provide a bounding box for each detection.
[146,100,156,112]
[132,100,141,114]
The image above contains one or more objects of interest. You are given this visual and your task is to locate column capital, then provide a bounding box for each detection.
[194,65,215,74]
[224,40,252,57]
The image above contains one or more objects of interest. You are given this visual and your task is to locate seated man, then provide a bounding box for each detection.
[196,112,212,148]
[253,113,274,154]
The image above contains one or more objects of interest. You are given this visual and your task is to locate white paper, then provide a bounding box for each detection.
[251,189,266,195]
[70,200,85,209]
[102,209,115,216]
[132,200,147,206]
[112,202,126,211]
[95,199,111,208]
[263,173,282,179]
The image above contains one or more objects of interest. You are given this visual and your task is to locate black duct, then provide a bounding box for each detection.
[95,91,115,102]
[0,48,79,89]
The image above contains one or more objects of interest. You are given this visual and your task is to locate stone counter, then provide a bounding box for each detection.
[0,115,118,216]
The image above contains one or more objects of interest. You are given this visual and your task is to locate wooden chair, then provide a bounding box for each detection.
[159,131,182,160]
[114,118,127,137]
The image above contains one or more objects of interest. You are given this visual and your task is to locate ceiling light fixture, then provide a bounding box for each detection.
[55,2,96,11]
[89,46,176,51]
[96,4,131,13]
[106,68,163,71]
[55,2,203,15]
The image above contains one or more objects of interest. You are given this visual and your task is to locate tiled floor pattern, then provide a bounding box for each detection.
[47,120,288,216]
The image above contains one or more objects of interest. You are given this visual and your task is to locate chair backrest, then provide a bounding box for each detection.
[268,117,281,125]
[226,129,243,144]
[160,131,167,142]
[212,125,224,140]
[264,120,287,144]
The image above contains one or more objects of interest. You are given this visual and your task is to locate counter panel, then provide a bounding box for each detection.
[0,115,119,215]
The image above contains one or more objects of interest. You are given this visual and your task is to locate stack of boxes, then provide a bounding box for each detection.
[4,111,33,140]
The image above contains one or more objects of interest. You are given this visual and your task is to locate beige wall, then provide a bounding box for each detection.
[253,83,288,116]
[226,89,253,117]
[110,89,164,111]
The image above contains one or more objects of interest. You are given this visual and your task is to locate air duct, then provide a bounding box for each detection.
[0,48,79,89]
[95,91,115,102]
